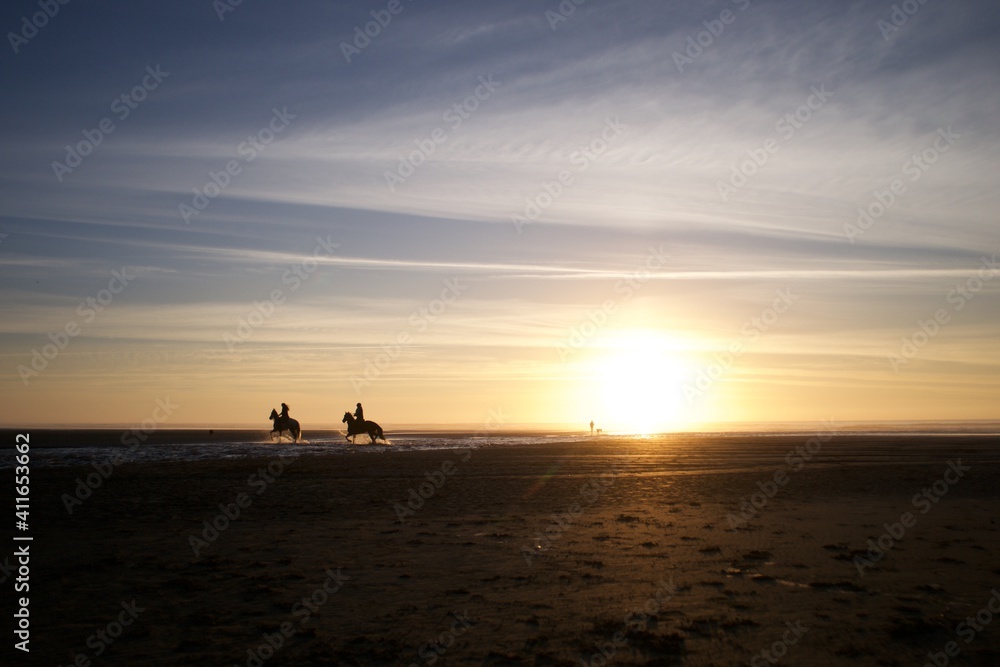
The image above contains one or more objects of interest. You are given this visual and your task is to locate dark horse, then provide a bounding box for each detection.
[269,408,301,443]
[342,412,385,444]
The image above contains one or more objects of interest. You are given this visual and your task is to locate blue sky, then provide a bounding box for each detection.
[2,0,998,428]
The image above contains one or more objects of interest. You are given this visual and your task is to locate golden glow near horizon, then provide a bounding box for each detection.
[575,329,698,435]
[4,286,999,429]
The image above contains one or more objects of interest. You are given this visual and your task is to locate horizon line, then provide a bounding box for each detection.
[3,418,998,431]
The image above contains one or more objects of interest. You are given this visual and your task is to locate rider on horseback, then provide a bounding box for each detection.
[343,404,385,444]
[269,404,301,442]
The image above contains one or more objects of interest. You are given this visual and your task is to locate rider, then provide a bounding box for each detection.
[354,402,364,423]
[280,403,290,421]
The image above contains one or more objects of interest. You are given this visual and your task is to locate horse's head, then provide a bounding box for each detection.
[342,412,351,423]
[269,409,278,420]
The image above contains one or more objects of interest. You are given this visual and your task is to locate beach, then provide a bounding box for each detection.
[16,432,1000,666]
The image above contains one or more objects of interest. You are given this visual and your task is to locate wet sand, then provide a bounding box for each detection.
[18,434,1000,666]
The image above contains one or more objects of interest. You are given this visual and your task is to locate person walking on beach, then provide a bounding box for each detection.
[590,420,595,435]
[354,402,364,424]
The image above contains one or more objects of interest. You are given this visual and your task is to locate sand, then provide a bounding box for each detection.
[14,433,1000,666]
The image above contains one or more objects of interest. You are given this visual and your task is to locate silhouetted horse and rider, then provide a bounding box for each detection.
[268,402,301,442]
[343,402,386,444]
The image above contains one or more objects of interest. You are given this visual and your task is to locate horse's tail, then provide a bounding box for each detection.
[292,420,301,443]
[377,424,385,441]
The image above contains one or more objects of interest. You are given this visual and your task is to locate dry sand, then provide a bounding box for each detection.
[15,434,1000,666]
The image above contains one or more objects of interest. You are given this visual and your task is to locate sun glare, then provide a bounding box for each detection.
[588,330,693,435]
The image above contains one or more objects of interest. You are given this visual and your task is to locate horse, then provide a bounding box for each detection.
[269,408,301,443]
[342,412,386,444]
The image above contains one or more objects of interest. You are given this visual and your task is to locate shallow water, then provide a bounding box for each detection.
[2,431,596,468]
[3,422,998,469]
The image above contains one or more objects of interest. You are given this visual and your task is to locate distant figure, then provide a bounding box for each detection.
[590,420,595,435]
[597,429,603,435]
[209,429,214,437]
[354,402,364,423]
[280,403,290,420]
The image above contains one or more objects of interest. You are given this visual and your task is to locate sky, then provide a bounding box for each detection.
[1,0,998,431]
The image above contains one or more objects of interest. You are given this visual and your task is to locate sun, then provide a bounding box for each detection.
[586,330,693,435]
